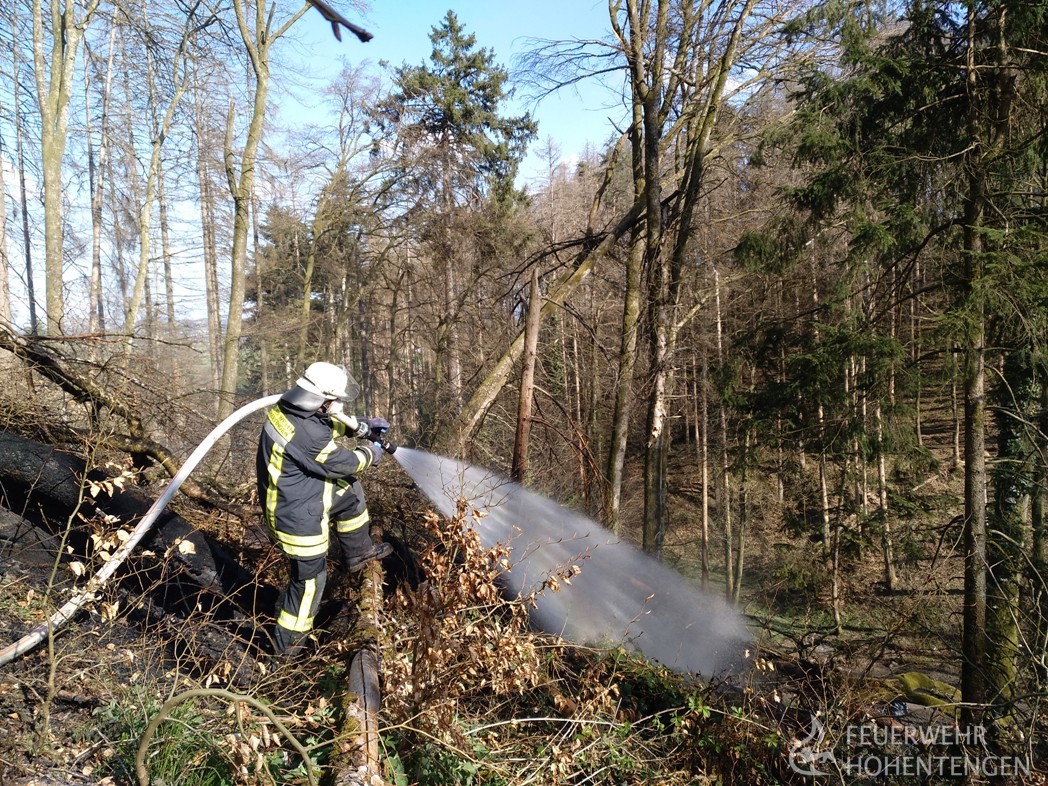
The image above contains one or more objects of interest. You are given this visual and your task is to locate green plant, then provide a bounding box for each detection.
[93,693,234,786]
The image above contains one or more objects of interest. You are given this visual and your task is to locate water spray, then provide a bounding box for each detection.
[390,447,751,679]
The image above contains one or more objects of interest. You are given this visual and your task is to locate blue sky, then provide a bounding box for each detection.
[284,0,626,185]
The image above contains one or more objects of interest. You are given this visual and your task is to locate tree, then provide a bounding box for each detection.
[217,0,309,420]
[0,130,11,328]
[83,25,116,335]
[609,0,804,555]
[375,11,535,445]
[32,0,100,334]
[121,2,204,350]
[511,267,542,482]
[10,4,40,335]
[746,0,1048,725]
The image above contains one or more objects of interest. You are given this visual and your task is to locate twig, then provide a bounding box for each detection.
[134,688,316,786]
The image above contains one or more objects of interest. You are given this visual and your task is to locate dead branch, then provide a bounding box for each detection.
[0,322,237,511]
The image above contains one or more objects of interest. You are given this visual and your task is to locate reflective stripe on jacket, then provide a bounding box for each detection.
[256,393,374,557]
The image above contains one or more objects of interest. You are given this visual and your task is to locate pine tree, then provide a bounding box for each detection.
[374,11,535,447]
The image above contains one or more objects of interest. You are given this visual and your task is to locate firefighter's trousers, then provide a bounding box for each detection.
[271,481,372,654]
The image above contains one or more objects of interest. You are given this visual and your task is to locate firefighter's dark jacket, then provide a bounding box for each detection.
[256,388,375,556]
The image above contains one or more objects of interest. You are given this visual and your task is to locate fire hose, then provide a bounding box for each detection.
[0,394,398,667]
[0,395,283,667]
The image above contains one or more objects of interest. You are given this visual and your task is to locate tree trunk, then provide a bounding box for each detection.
[960,320,988,726]
[715,268,734,600]
[1033,369,1048,681]
[106,144,129,317]
[85,26,115,335]
[432,142,463,429]
[0,133,11,328]
[444,257,462,410]
[606,82,646,536]
[876,401,897,591]
[33,0,100,334]
[14,73,39,335]
[605,235,642,532]
[960,4,990,728]
[568,325,588,507]
[332,538,386,784]
[125,26,190,350]
[912,259,923,448]
[812,263,831,554]
[220,0,308,420]
[986,351,1030,712]
[253,191,269,395]
[357,271,372,413]
[511,268,542,483]
[0,430,276,628]
[732,429,750,604]
[952,345,963,470]
[117,26,144,337]
[195,82,222,400]
[699,352,710,589]
[157,157,176,327]
[297,238,317,369]
[831,516,843,633]
[632,0,669,557]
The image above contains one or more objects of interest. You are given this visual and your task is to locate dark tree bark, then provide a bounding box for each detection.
[0,430,274,617]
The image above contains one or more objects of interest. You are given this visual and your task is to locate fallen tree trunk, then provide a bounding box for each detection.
[331,534,386,785]
[0,322,237,510]
[0,427,278,665]
[0,430,263,602]
[0,506,59,567]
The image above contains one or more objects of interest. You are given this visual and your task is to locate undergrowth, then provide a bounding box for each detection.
[378,500,787,785]
[3,466,1045,785]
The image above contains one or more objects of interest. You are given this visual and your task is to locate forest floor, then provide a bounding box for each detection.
[0,440,1043,785]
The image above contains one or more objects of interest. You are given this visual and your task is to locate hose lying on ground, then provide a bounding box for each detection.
[0,394,281,667]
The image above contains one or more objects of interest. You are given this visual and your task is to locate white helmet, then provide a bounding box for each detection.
[296,362,359,401]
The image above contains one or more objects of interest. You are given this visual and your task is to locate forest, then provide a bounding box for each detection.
[0,0,1046,783]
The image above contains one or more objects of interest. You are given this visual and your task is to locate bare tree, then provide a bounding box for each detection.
[32,0,101,334]
[0,133,12,327]
[84,25,116,335]
[217,0,309,420]
[122,2,202,349]
[512,267,542,482]
[11,3,40,335]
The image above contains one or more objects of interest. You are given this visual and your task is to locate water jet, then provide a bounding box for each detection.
[392,447,751,679]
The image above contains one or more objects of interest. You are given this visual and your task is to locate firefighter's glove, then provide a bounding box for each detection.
[363,416,390,442]
[362,442,383,467]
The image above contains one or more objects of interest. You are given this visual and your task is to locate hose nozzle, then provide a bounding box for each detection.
[378,439,397,455]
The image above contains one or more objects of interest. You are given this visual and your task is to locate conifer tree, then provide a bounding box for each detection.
[742,0,1048,726]
[374,11,535,446]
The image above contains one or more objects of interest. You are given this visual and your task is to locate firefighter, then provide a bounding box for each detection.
[256,361,392,655]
